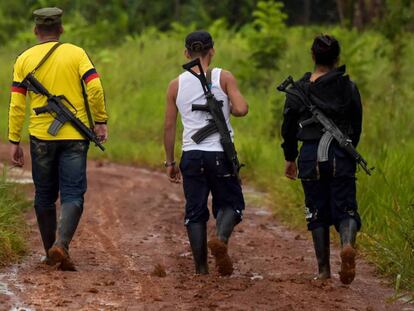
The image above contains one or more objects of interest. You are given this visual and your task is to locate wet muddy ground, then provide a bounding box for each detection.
[0,147,411,310]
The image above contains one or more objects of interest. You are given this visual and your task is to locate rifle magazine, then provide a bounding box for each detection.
[191,122,218,144]
[48,119,64,136]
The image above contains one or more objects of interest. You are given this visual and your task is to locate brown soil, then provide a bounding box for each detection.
[152,264,167,278]
[0,145,409,310]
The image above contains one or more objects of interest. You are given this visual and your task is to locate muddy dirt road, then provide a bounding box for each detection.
[0,154,410,310]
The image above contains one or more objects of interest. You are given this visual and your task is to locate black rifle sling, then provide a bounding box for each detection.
[81,81,94,129]
[32,42,62,73]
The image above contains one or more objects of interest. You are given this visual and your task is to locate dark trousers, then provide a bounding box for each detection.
[180,150,245,225]
[30,136,89,251]
[298,141,362,231]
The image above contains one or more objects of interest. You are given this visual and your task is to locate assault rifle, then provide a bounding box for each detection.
[182,58,243,183]
[277,76,373,175]
[23,73,105,151]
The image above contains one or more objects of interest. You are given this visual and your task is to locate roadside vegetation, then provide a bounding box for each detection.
[0,179,30,266]
[0,0,412,292]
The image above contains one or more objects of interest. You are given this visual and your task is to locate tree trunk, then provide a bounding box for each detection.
[355,0,369,30]
[174,0,181,21]
[304,0,311,24]
[369,0,384,20]
[336,0,345,25]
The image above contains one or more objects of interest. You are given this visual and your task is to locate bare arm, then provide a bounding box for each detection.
[163,78,181,183]
[221,70,248,117]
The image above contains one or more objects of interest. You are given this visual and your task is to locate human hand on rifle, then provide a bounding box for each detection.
[285,161,297,180]
[94,124,108,143]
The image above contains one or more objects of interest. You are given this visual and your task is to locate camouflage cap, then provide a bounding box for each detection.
[33,7,63,25]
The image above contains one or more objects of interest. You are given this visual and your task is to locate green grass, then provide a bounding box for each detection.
[0,25,413,291]
[0,179,30,266]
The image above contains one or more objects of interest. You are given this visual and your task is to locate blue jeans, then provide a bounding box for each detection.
[30,136,89,212]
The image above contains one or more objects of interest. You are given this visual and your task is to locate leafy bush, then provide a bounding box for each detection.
[247,1,287,69]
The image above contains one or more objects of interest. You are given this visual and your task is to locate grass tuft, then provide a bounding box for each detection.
[0,180,30,266]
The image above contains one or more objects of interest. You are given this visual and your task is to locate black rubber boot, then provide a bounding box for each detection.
[48,203,83,271]
[311,227,331,279]
[216,207,239,244]
[207,208,239,276]
[339,218,358,285]
[339,218,358,247]
[35,208,57,255]
[186,222,208,274]
[56,202,84,250]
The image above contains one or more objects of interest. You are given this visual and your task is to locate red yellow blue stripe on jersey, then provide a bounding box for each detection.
[11,81,27,95]
[82,68,99,84]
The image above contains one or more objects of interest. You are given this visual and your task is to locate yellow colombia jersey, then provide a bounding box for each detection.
[9,41,108,142]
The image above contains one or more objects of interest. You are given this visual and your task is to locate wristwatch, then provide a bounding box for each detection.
[164,161,176,167]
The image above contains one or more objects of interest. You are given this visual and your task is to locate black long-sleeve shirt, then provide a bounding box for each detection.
[281,66,363,162]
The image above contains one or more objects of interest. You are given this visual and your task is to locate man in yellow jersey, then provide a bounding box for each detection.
[8,7,108,271]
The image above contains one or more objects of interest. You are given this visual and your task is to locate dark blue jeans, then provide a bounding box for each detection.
[180,150,245,225]
[30,136,89,212]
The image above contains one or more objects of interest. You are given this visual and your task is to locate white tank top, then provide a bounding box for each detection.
[176,68,233,152]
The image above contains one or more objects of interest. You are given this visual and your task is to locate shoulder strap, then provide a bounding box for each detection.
[81,81,94,129]
[206,68,213,90]
[32,42,62,73]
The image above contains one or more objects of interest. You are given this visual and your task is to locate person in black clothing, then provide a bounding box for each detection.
[281,35,362,285]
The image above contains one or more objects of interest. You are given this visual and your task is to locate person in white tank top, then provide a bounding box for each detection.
[164,31,248,276]
[176,67,233,152]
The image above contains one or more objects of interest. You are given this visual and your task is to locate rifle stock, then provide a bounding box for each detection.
[182,58,201,71]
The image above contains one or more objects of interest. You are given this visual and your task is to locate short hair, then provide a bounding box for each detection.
[188,47,211,58]
[311,35,340,66]
[185,30,214,58]
[35,22,62,36]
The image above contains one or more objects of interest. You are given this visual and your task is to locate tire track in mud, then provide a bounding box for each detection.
[0,152,410,310]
